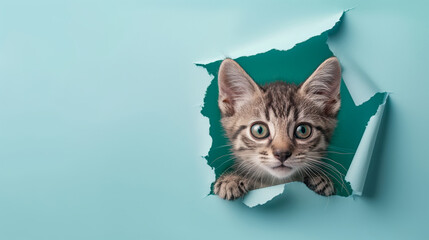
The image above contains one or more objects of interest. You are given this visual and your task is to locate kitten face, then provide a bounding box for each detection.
[218,58,341,180]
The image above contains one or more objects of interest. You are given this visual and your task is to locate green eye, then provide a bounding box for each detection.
[295,124,312,139]
[250,122,270,139]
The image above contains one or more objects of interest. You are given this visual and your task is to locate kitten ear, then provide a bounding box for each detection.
[299,57,341,116]
[218,58,262,116]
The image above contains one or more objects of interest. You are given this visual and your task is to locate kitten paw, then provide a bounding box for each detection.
[304,175,335,196]
[214,174,249,200]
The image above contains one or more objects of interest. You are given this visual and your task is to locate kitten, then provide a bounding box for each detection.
[214,57,341,200]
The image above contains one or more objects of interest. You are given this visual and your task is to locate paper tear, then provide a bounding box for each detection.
[327,53,380,106]
[197,12,344,64]
[242,184,286,207]
[198,10,388,207]
[345,93,388,195]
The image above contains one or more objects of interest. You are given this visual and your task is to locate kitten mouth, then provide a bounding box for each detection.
[267,164,294,178]
[272,165,293,170]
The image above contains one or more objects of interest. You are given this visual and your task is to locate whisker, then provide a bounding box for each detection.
[305,163,349,195]
[212,143,233,149]
[215,158,236,170]
[209,152,235,165]
[307,165,345,193]
[326,145,355,152]
[317,157,348,171]
[305,157,347,176]
[299,154,348,172]
[317,150,355,155]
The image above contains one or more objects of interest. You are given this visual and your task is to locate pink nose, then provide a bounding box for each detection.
[273,150,292,163]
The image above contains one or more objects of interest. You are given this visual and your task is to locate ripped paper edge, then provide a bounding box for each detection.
[199,10,388,207]
[345,93,388,195]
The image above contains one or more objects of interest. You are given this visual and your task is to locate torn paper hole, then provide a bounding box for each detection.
[197,11,388,207]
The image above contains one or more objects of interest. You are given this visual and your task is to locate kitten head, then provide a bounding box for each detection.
[218,58,341,179]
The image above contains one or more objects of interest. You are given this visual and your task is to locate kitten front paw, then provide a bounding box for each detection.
[214,174,249,200]
[304,175,335,196]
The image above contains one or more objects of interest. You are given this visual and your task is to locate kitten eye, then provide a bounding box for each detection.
[250,122,270,139]
[295,124,312,139]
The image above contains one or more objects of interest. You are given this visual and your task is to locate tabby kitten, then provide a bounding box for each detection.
[214,57,341,200]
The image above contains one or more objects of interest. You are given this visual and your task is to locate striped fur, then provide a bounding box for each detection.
[214,58,341,200]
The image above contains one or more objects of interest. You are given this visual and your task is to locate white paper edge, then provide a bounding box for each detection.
[242,184,286,207]
[345,93,388,195]
[196,12,344,65]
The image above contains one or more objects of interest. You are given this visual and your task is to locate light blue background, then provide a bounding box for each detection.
[0,1,427,239]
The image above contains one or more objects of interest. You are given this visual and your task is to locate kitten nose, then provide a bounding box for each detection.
[273,150,292,163]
